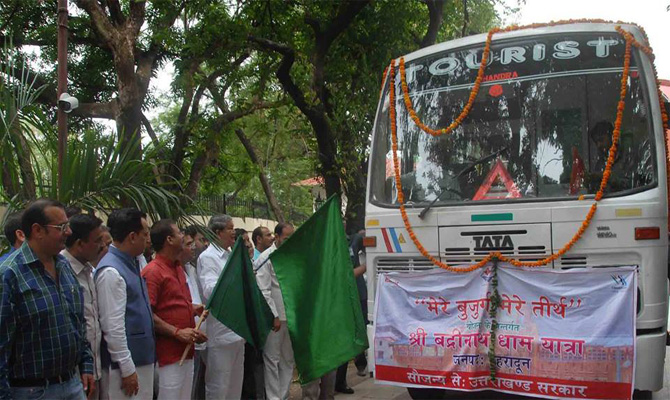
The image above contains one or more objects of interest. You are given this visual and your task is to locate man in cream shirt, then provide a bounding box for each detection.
[61,213,105,399]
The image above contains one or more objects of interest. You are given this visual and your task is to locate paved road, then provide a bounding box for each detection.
[329,345,670,400]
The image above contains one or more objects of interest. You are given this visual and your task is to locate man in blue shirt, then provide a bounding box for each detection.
[0,199,95,399]
[251,226,274,261]
[0,212,25,265]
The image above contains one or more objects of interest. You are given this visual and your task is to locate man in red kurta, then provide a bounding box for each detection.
[142,220,207,400]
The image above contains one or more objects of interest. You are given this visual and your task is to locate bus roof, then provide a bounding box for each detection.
[398,22,647,64]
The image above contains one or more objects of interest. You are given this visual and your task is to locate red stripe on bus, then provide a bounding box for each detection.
[380,228,394,252]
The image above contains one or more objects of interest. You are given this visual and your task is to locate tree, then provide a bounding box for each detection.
[247,0,499,228]
[71,0,187,154]
[1,0,501,227]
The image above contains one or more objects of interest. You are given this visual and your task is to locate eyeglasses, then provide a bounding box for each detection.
[43,221,70,233]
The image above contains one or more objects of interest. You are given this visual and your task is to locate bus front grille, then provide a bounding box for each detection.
[376,257,434,273]
[443,245,549,266]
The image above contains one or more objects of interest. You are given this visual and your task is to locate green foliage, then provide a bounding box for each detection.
[0,44,204,225]
[1,0,503,226]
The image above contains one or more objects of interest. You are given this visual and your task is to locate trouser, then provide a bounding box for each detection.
[300,370,336,400]
[192,349,207,400]
[9,374,86,400]
[335,350,368,389]
[100,363,155,400]
[335,362,348,390]
[356,298,369,373]
[157,359,194,400]
[241,343,266,399]
[205,340,245,400]
[335,296,369,389]
[262,322,294,400]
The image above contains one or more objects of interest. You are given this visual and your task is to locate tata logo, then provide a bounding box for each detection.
[473,235,514,249]
[611,275,628,290]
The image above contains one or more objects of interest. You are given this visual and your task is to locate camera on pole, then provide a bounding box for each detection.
[58,92,79,113]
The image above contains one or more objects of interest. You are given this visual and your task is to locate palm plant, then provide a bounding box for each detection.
[0,44,45,202]
[0,43,207,240]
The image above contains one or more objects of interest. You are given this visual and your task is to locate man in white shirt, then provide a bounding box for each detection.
[254,223,295,400]
[181,228,207,400]
[95,208,155,400]
[61,213,105,399]
[197,215,245,399]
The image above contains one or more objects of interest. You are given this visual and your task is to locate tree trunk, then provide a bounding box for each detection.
[170,63,199,179]
[113,43,144,156]
[250,1,369,202]
[421,0,446,48]
[234,128,285,223]
[1,167,17,199]
[185,137,220,199]
[73,0,181,158]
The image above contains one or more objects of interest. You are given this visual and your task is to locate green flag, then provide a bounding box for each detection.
[270,195,369,383]
[206,237,275,349]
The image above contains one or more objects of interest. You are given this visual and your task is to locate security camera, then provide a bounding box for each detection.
[58,93,79,113]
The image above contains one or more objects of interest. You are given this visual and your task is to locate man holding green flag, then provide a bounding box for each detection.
[269,195,369,398]
[254,223,296,400]
[198,215,275,399]
[206,237,275,352]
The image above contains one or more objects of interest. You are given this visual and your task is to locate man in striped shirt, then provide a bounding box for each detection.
[0,199,94,400]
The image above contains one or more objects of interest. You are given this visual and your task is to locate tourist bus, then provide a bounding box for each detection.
[364,22,669,394]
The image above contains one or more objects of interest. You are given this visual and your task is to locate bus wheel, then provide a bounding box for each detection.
[632,390,652,399]
[406,387,446,399]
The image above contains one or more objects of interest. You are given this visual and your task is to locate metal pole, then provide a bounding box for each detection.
[57,0,68,191]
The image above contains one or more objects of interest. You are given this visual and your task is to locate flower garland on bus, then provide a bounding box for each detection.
[386,21,663,272]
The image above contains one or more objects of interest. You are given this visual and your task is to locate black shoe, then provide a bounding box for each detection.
[335,386,354,394]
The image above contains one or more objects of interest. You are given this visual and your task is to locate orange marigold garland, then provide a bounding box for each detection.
[388,21,651,272]
[389,59,493,272]
[398,29,497,137]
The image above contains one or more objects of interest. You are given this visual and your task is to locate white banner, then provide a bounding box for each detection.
[374,264,636,400]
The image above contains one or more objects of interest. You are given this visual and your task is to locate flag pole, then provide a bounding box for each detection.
[179,309,209,366]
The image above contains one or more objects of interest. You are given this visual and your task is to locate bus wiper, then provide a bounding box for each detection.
[419,147,509,219]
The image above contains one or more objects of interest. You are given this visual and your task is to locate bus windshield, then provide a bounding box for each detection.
[369,33,656,206]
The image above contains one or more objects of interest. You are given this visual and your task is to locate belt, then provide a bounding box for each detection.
[10,369,76,387]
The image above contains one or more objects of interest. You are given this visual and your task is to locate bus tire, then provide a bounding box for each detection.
[406,387,446,399]
[632,389,652,399]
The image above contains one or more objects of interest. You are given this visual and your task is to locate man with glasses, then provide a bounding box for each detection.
[62,213,106,400]
[0,199,95,399]
[142,220,207,400]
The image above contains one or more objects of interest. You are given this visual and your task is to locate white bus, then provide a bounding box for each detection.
[365,22,669,394]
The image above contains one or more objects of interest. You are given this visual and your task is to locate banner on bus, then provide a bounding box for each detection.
[373,265,636,400]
